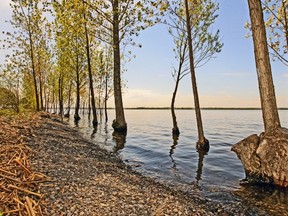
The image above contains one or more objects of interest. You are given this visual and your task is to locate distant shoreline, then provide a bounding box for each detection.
[123,107,288,110]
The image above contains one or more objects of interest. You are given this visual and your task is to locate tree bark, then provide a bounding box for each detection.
[171,65,181,136]
[231,0,287,187]
[28,23,40,111]
[64,81,72,118]
[58,73,64,116]
[74,53,81,121]
[112,0,127,132]
[104,73,108,123]
[248,0,281,132]
[184,0,208,150]
[84,20,98,126]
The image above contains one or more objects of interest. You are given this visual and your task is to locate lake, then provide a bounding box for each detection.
[67,109,288,214]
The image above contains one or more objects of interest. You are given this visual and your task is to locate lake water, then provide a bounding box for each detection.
[67,109,288,214]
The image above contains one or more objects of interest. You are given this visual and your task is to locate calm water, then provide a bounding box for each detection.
[68,109,288,214]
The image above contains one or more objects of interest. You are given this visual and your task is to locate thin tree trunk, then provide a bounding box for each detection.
[184,0,208,149]
[74,53,81,121]
[248,0,281,132]
[88,88,91,118]
[64,81,72,117]
[28,25,40,111]
[112,0,127,132]
[171,66,182,136]
[39,74,44,111]
[105,73,108,123]
[84,19,98,126]
[58,73,64,116]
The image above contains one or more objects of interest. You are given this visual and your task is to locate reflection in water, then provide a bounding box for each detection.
[74,119,80,127]
[112,131,127,152]
[64,109,288,215]
[91,126,97,139]
[169,135,179,170]
[234,185,288,215]
[196,149,207,183]
[169,135,182,181]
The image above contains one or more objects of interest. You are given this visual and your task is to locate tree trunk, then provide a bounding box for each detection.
[39,74,44,111]
[84,20,98,126]
[104,73,108,123]
[171,66,181,136]
[74,54,81,121]
[112,0,127,132]
[64,81,72,118]
[58,73,64,116]
[231,0,287,187]
[28,25,40,111]
[249,0,281,132]
[184,0,208,150]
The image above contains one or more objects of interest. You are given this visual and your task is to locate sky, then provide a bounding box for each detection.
[0,0,287,108]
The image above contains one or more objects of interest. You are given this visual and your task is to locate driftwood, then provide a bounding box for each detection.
[232,127,288,187]
[0,113,49,215]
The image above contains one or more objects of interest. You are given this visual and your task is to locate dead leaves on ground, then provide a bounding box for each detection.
[0,112,49,215]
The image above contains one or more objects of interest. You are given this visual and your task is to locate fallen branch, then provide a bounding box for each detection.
[8,184,42,198]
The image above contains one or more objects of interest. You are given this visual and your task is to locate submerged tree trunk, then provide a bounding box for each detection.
[232,0,287,187]
[28,25,40,111]
[64,81,72,118]
[171,65,181,136]
[112,0,127,132]
[84,16,98,126]
[184,0,208,150]
[104,73,108,123]
[74,54,81,121]
[58,73,64,117]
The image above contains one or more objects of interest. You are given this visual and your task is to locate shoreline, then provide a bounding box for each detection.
[1,112,260,215]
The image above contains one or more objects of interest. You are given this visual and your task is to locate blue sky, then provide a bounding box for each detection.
[1,0,287,108]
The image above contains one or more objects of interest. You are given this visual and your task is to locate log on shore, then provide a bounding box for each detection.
[232,127,288,187]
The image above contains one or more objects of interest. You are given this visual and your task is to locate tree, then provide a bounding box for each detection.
[232,0,288,187]
[262,0,288,66]
[5,0,52,111]
[83,3,98,126]
[166,0,223,138]
[84,0,163,132]
[52,0,87,121]
[184,0,221,150]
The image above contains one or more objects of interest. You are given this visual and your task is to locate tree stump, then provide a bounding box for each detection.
[232,127,288,187]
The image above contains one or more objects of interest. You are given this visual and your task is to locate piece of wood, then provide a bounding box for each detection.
[0,167,17,176]
[0,173,21,183]
[25,196,36,216]
[8,184,42,197]
[14,158,32,174]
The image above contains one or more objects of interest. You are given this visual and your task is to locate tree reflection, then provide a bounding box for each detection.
[234,185,288,215]
[112,131,126,152]
[169,134,179,170]
[74,119,80,127]
[90,125,97,139]
[196,149,208,183]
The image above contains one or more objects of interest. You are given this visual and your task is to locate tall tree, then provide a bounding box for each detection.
[84,0,163,132]
[166,0,223,137]
[52,0,87,121]
[232,0,288,187]
[6,0,50,111]
[83,4,98,126]
[184,0,215,150]
[249,0,281,132]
